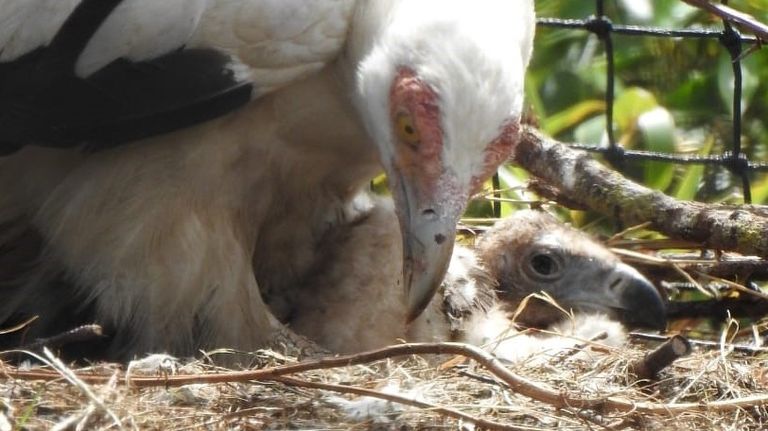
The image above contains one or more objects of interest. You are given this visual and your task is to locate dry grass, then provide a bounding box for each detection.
[2,335,768,431]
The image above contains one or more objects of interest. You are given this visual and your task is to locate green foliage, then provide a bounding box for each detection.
[461,1,768,223]
[522,0,768,207]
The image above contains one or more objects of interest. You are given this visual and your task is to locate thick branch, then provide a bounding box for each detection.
[514,127,768,258]
[667,298,768,321]
[628,335,692,381]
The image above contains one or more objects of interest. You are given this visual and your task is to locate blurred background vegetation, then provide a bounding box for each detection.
[468,0,768,226]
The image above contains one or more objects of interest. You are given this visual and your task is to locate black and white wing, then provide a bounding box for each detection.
[0,0,355,152]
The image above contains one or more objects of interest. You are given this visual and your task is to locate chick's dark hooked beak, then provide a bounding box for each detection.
[612,263,667,330]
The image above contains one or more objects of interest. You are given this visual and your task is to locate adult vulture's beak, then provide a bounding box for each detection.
[391,169,465,322]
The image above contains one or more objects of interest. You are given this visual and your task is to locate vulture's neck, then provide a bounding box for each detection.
[251,1,415,316]
[243,66,381,317]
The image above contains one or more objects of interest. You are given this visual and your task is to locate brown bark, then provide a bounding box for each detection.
[513,126,768,258]
[628,335,692,381]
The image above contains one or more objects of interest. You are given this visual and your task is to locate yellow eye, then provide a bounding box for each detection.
[395,112,420,147]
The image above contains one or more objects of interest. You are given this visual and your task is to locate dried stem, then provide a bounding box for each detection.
[5,342,768,415]
[18,324,104,352]
[629,332,768,354]
[271,375,528,431]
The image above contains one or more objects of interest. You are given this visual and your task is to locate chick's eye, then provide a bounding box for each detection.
[524,251,563,281]
[395,112,420,147]
[531,254,557,275]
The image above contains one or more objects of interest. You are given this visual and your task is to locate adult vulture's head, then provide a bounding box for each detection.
[348,0,535,320]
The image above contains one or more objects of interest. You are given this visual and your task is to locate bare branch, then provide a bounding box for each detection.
[667,298,768,321]
[629,335,692,381]
[680,0,768,41]
[514,126,768,258]
[17,324,104,352]
[629,332,768,354]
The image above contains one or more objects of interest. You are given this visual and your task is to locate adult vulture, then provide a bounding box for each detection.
[289,208,666,357]
[0,0,535,359]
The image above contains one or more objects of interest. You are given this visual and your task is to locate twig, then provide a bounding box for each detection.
[628,335,692,381]
[693,271,768,301]
[0,316,38,335]
[667,298,768,321]
[617,250,768,283]
[606,222,653,244]
[680,0,768,41]
[457,368,502,387]
[607,238,705,250]
[41,348,123,430]
[271,375,527,431]
[5,342,768,415]
[551,331,609,365]
[629,332,768,354]
[17,324,104,352]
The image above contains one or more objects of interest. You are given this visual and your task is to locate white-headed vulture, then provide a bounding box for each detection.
[0,0,535,359]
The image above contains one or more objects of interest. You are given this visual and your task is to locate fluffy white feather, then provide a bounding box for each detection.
[0,0,355,93]
[352,0,535,190]
[0,0,80,62]
[189,0,356,94]
[288,203,662,366]
[464,311,627,364]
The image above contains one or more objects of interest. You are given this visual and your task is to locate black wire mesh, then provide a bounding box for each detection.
[536,0,766,204]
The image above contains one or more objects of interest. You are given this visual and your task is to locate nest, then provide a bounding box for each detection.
[2,334,767,430]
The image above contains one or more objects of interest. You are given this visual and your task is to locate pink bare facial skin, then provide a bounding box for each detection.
[472,120,519,194]
[389,68,444,192]
[390,68,520,198]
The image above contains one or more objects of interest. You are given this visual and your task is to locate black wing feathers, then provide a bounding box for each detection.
[0,0,253,154]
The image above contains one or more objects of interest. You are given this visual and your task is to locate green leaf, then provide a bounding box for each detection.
[717,52,760,115]
[638,107,677,191]
[573,115,607,146]
[542,100,605,136]
[749,175,768,205]
[672,136,715,201]
[613,87,658,131]
[370,173,389,195]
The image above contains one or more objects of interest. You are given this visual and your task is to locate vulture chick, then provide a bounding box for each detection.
[0,1,534,360]
[289,206,666,360]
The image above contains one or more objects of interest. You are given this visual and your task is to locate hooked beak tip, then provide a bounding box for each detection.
[403,238,455,323]
[617,273,667,330]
